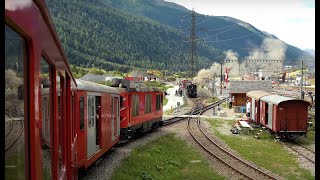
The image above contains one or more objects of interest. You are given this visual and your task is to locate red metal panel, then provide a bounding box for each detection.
[6,1,76,179]
[75,91,87,168]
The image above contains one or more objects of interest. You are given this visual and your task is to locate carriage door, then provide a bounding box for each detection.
[267,103,273,128]
[251,98,255,121]
[111,96,120,141]
[87,95,96,158]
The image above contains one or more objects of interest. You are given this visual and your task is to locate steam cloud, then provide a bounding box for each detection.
[193,37,288,83]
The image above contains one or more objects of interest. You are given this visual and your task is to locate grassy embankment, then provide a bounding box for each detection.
[111,133,225,180]
[206,118,314,180]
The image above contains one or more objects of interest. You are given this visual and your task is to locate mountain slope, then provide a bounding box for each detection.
[47,0,224,72]
[99,0,312,62]
[47,0,312,74]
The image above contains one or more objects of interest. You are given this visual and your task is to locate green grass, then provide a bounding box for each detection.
[163,97,168,106]
[143,81,168,91]
[5,148,25,180]
[111,133,225,180]
[219,102,228,109]
[206,118,314,180]
[206,96,219,103]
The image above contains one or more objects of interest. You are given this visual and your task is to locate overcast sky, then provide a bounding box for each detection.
[165,0,315,50]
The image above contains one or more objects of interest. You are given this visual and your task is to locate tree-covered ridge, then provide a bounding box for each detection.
[46,0,224,73]
[99,0,312,61]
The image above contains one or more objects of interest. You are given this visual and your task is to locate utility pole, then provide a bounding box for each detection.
[212,73,216,96]
[300,61,303,99]
[238,60,241,77]
[190,8,197,77]
[220,63,222,95]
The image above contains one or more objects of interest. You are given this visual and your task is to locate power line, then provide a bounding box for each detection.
[203,25,238,39]
[206,24,238,31]
[204,33,256,43]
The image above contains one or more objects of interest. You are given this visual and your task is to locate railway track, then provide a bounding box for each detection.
[186,96,278,180]
[5,102,24,152]
[162,91,225,125]
[283,141,315,164]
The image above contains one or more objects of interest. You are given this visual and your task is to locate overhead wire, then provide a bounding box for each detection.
[203,25,238,39]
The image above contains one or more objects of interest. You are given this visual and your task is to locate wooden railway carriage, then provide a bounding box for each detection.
[5,0,77,179]
[246,90,271,125]
[259,95,310,139]
[73,79,120,169]
[111,79,163,142]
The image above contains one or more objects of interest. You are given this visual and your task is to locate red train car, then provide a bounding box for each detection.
[5,0,77,179]
[259,94,310,139]
[246,90,271,125]
[73,79,120,169]
[111,79,163,142]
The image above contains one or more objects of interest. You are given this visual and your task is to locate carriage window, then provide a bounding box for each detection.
[57,74,64,177]
[40,57,53,179]
[5,24,26,180]
[132,95,139,117]
[156,94,161,111]
[120,96,124,108]
[145,94,152,114]
[80,97,84,130]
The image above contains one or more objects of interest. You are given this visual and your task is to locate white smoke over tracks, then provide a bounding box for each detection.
[193,37,288,83]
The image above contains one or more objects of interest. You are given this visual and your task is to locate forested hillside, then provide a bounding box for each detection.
[97,0,312,61]
[47,0,224,72]
[47,0,312,73]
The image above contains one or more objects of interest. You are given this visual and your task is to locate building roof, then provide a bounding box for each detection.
[130,71,159,78]
[80,73,117,82]
[229,80,273,94]
[246,90,271,100]
[260,94,309,105]
[74,79,120,94]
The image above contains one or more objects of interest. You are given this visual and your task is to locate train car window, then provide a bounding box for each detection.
[132,95,139,117]
[96,96,101,146]
[80,97,84,130]
[120,96,124,108]
[57,74,64,177]
[5,24,26,180]
[40,56,53,179]
[156,94,161,111]
[145,94,152,114]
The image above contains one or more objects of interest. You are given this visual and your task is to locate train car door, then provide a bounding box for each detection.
[267,103,273,128]
[111,96,120,141]
[251,98,255,121]
[87,95,96,158]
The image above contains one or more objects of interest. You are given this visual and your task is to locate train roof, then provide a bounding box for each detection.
[111,79,161,92]
[74,79,120,94]
[260,94,309,105]
[246,90,271,100]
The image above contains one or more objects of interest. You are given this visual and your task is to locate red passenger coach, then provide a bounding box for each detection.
[111,79,163,142]
[73,80,120,169]
[246,90,271,125]
[259,94,310,139]
[5,0,77,179]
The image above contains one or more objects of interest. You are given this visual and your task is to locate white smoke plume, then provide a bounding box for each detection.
[193,37,288,83]
[244,37,287,76]
[223,50,242,77]
[193,62,221,84]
